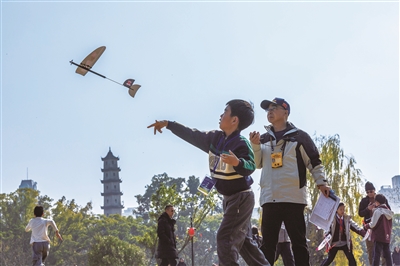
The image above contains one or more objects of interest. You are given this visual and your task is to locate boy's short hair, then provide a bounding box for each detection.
[226,99,254,131]
[375,194,387,204]
[34,205,44,217]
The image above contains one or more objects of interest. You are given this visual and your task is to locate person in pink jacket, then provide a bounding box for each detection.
[364,194,394,266]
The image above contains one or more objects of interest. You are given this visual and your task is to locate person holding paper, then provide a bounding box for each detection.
[148,100,270,266]
[249,97,330,265]
[320,202,365,266]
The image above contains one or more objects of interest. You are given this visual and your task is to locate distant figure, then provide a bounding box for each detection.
[392,246,400,266]
[364,194,394,266]
[252,226,263,248]
[157,205,178,266]
[358,181,391,265]
[320,202,365,266]
[275,222,294,266]
[177,257,187,266]
[25,205,63,266]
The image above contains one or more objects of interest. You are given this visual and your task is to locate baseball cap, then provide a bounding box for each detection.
[261,97,290,115]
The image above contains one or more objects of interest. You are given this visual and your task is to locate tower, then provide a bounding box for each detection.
[101,148,123,216]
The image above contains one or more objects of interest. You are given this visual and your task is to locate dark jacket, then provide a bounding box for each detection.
[359,195,391,223]
[157,212,177,259]
[365,204,394,243]
[167,121,256,196]
[392,249,400,265]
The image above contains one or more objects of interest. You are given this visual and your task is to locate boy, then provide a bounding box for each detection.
[148,99,270,266]
[25,205,63,266]
[364,194,394,266]
[320,202,365,266]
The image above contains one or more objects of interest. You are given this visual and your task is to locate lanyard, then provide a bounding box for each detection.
[270,136,287,154]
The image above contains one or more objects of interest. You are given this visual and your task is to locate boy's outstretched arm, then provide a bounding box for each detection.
[147,120,168,135]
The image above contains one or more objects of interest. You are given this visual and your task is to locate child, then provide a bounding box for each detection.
[320,202,365,266]
[25,205,63,266]
[364,194,394,266]
[252,225,263,248]
[392,246,400,266]
[148,100,270,266]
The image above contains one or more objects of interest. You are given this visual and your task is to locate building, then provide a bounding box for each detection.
[122,207,137,217]
[100,148,124,216]
[378,175,400,214]
[19,179,37,190]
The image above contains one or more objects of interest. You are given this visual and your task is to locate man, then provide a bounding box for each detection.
[358,181,391,265]
[157,205,178,266]
[25,205,63,266]
[249,97,330,265]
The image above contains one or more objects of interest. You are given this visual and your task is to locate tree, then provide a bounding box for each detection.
[0,188,52,266]
[305,135,365,265]
[134,173,221,265]
[88,235,146,266]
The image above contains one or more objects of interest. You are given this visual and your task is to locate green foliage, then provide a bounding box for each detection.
[88,235,146,266]
[0,188,51,266]
[134,173,221,265]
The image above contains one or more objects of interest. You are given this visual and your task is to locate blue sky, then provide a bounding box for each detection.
[1,1,399,214]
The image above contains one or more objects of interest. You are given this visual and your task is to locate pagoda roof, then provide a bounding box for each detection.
[101,147,119,161]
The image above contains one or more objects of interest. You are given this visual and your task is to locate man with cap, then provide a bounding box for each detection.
[249,97,330,265]
[358,181,391,265]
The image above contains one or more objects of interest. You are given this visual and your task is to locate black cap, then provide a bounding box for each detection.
[365,181,375,191]
[260,97,290,115]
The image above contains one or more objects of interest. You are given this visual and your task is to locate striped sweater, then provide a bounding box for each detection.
[167,121,256,195]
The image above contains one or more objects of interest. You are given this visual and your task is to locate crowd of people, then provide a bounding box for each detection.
[148,98,397,266]
[24,98,397,266]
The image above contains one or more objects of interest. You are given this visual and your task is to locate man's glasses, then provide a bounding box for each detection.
[266,106,284,112]
[366,190,375,194]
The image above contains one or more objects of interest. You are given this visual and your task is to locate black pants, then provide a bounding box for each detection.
[373,242,392,266]
[320,245,356,266]
[261,203,309,266]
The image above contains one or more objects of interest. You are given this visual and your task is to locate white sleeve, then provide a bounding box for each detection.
[251,143,263,169]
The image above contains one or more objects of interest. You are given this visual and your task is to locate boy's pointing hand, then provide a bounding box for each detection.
[147,120,168,135]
